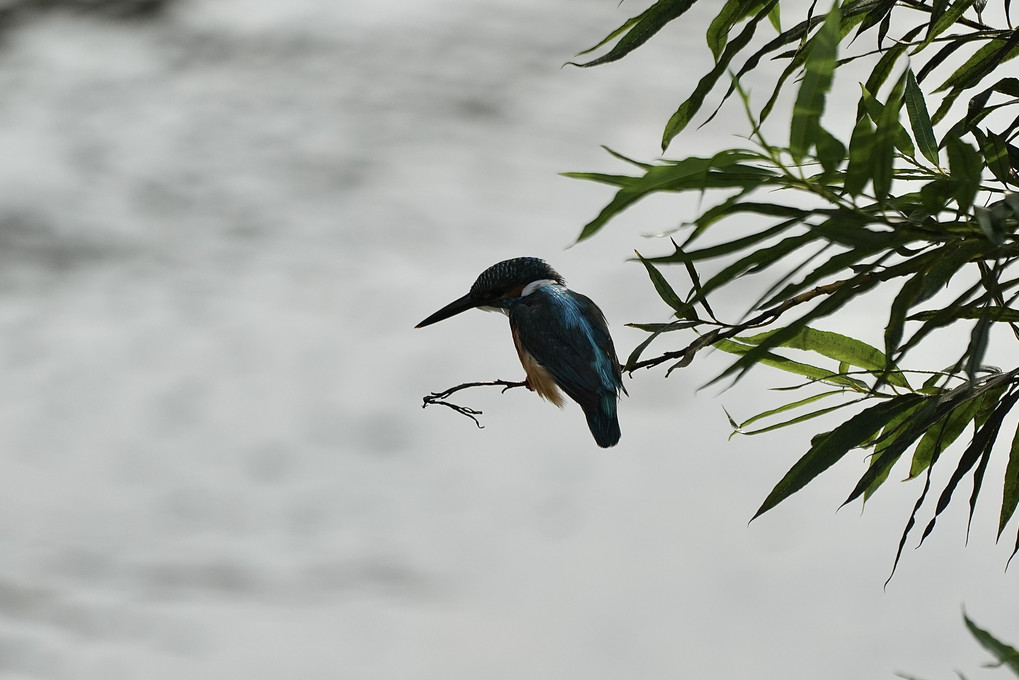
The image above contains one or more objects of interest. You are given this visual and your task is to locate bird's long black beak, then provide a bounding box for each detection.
[415,292,478,328]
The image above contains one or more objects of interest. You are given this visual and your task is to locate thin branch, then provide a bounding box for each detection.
[421,379,528,428]
[627,274,875,375]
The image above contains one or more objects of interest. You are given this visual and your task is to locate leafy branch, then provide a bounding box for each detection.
[569,0,1019,570]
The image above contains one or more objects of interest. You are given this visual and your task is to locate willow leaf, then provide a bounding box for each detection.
[859,83,915,156]
[790,3,841,160]
[652,219,801,265]
[946,136,981,213]
[571,153,769,242]
[854,0,896,40]
[729,389,849,432]
[979,130,1014,186]
[873,73,906,197]
[965,307,992,382]
[964,615,1019,675]
[844,113,876,195]
[904,68,940,166]
[635,252,689,316]
[886,269,928,369]
[815,125,847,175]
[732,400,859,437]
[570,0,699,67]
[1000,421,1019,538]
[739,325,909,387]
[909,390,988,478]
[909,306,1019,323]
[934,33,1019,94]
[662,0,778,150]
[752,393,926,520]
[915,38,966,84]
[919,390,1019,546]
[911,0,978,55]
[714,338,869,390]
[863,400,933,501]
[716,270,884,386]
[706,0,748,60]
[741,14,825,124]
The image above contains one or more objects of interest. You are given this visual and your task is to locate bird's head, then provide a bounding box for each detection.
[415,257,565,328]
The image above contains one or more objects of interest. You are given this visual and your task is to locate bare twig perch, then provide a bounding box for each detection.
[421,379,528,428]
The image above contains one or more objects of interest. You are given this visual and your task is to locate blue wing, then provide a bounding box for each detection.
[509,286,624,446]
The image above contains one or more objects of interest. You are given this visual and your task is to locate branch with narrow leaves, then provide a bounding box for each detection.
[627,274,873,376]
[421,379,527,428]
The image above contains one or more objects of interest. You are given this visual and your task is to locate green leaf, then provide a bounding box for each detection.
[934,33,1019,95]
[652,217,802,265]
[964,614,1019,675]
[706,0,749,61]
[735,14,826,125]
[853,0,896,41]
[965,307,992,382]
[909,391,987,478]
[946,136,982,213]
[919,390,1019,546]
[897,280,986,361]
[844,113,876,195]
[662,0,778,150]
[715,269,889,387]
[858,82,915,157]
[569,150,775,242]
[790,3,841,160]
[635,252,690,316]
[752,393,926,520]
[739,325,909,388]
[845,395,968,508]
[688,200,808,239]
[886,269,927,370]
[767,2,780,31]
[904,68,939,166]
[756,232,890,309]
[863,400,933,501]
[728,389,850,434]
[815,125,847,175]
[714,338,870,390]
[686,231,818,304]
[574,15,642,58]
[888,376,1016,582]
[1001,421,1019,538]
[570,0,699,68]
[931,35,1019,125]
[872,72,906,197]
[974,206,1007,246]
[861,34,913,110]
[978,129,1015,186]
[965,77,1019,125]
[911,0,978,55]
[909,306,1019,323]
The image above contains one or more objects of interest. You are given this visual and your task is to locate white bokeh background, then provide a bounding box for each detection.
[0,0,1012,677]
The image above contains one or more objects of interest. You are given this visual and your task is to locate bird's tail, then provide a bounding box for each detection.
[584,394,621,448]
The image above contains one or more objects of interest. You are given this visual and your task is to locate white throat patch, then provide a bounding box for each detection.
[521,279,558,296]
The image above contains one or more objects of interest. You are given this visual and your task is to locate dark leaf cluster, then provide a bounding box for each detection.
[570,0,1019,572]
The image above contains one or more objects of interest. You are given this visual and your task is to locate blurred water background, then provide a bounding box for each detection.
[0,0,1013,677]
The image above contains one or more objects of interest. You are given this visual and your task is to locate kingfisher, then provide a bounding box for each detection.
[415,257,626,447]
